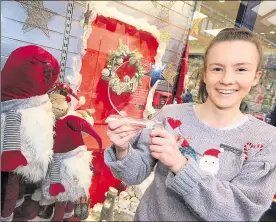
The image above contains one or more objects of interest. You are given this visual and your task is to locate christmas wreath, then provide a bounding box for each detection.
[101,39,146,95]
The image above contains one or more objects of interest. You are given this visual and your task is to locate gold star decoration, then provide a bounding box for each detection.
[17,1,55,38]
[83,3,92,27]
[159,30,172,45]
[162,64,178,86]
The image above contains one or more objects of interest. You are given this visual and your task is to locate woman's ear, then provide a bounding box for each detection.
[252,71,262,86]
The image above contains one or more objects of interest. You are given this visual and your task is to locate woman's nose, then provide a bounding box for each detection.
[219,71,235,85]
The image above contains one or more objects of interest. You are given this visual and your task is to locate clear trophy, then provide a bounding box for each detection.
[103,43,177,130]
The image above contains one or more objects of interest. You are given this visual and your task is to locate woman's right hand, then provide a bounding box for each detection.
[106,112,141,159]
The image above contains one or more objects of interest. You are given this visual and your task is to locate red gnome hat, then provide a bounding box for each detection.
[1,45,59,172]
[1,45,59,101]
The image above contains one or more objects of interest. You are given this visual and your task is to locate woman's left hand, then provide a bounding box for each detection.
[149,128,187,174]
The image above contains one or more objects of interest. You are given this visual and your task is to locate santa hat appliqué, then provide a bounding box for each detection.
[202,148,224,158]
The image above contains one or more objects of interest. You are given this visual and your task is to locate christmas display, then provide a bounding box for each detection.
[101,39,146,95]
[32,83,102,221]
[75,1,188,209]
[86,172,155,221]
[1,45,59,221]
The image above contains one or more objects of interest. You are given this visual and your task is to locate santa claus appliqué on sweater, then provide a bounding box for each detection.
[198,148,224,175]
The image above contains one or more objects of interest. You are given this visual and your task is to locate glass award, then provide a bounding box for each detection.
[104,55,176,129]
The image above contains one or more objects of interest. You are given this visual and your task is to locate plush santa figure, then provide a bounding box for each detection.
[1,45,59,221]
[32,83,102,221]
[198,148,224,176]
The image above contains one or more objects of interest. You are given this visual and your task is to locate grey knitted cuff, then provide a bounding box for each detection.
[50,155,62,184]
[3,110,21,152]
[166,157,207,196]
[104,144,135,172]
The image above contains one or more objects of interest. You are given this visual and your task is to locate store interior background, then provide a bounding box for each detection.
[187,0,276,118]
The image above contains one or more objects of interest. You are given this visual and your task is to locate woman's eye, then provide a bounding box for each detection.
[212,67,222,72]
[237,68,247,72]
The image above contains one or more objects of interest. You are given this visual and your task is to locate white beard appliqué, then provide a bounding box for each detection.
[199,156,220,176]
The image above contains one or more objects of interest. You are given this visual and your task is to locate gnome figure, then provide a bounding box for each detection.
[32,83,102,221]
[1,45,59,221]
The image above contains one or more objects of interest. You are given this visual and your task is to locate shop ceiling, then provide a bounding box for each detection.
[189,1,276,54]
[202,1,276,44]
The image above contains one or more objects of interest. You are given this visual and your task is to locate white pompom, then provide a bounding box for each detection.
[219,148,224,152]
[79,96,86,106]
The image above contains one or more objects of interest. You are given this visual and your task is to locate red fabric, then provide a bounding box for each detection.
[89,151,126,208]
[1,45,59,101]
[49,183,65,196]
[175,43,189,104]
[54,115,102,153]
[1,150,27,172]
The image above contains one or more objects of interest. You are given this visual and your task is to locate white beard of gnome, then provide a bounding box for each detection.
[199,148,224,176]
[10,103,55,182]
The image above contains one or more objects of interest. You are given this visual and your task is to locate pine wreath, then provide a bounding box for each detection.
[101,39,146,95]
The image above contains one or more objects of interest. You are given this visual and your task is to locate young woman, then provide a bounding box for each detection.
[104,28,276,221]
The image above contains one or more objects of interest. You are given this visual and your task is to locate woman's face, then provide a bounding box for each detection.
[204,40,262,110]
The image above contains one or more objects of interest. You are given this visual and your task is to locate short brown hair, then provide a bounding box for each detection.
[198,27,263,103]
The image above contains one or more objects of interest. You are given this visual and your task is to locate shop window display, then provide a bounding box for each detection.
[76,1,195,213]
[5,1,275,222]
[1,0,196,220]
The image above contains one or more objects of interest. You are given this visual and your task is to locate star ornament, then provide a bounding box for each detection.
[162,64,178,86]
[17,1,55,38]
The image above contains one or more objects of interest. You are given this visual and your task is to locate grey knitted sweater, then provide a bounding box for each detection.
[104,103,276,221]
